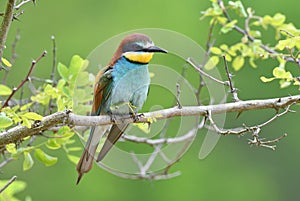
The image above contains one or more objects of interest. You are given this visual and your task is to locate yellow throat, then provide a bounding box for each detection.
[123,52,154,64]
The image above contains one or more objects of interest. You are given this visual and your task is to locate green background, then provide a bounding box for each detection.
[1,0,300,200]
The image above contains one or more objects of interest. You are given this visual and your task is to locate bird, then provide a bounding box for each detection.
[76,33,167,184]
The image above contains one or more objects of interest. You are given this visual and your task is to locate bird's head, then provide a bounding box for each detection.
[109,33,167,66]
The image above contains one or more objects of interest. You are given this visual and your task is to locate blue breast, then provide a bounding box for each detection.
[105,57,150,114]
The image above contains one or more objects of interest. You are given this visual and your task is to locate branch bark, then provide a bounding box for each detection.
[0,95,299,146]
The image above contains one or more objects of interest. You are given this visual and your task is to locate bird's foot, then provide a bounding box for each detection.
[131,112,144,123]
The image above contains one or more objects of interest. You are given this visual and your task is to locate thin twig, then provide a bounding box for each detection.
[0,157,13,168]
[50,35,57,85]
[2,29,20,84]
[187,57,229,86]
[48,36,57,114]
[0,175,17,193]
[0,0,17,70]
[175,83,182,109]
[15,0,35,10]
[217,0,299,66]
[0,50,47,109]
[223,55,240,102]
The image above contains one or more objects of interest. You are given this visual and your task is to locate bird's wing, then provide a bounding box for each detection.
[92,67,113,115]
[76,66,113,184]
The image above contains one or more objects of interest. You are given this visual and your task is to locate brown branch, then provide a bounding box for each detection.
[0,95,299,146]
[0,50,47,110]
[0,0,17,70]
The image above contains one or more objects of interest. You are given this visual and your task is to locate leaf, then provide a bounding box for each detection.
[133,123,150,134]
[221,20,238,33]
[23,152,34,171]
[67,154,80,164]
[46,139,62,150]
[34,148,58,167]
[67,147,82,152]
[76,71,91,87]
[6,143,17,154]
[279,80,291,88]
[0,114,13,128]
[260,76,275,82]
[210,47,222,55]
[0,180,27,201]
[69,55,84,82]
[21,117,31,128]
[0,84,12,95]
[276,38,294,50]
[21,112,43,121]
[57,62,69,81]
[229,1,247,17]
[232,56,244,71]
[272,13,286,26]
[1,57,12,67]
[204,56,219,70]
[272,67,292,79]
[20,102,34,111]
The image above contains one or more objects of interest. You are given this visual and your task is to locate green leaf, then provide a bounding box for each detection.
[6,143,17,154]
[0,84,12,95]
[67,147,82,152]
[232,56,245,71]
[249,30,261,38]
[204,56,219,70]
[221,20,238,33]
[0,114,13,128]
[276,38,294,50]
[210,47,222,55]
[23,152,34,171]
[34,148,58,167]
[76,71,91,87]
[46,139,62,150]
[273,67,292,79]
[260,76,275,82]
[0,180,27,201]
[1,57,12,67]
[272,13,286,26]
[228,1,247,17]
[57,62,69,81]
[21,117,31,128]
[69,55,84,82]
[279,80,291,88]
[21,112,43,121]
[67,154,80,164]
[133,123,150,134]
[20,102,34,111]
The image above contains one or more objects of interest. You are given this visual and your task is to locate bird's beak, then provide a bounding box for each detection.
[143,46,168,53]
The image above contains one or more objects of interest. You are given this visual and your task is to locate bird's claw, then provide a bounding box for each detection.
[131,113,144,122]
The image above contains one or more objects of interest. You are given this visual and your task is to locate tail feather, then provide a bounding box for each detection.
[97,124,128,162]
[76,125,110,184]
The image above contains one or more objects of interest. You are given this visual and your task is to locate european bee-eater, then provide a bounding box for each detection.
[76,33,167,184]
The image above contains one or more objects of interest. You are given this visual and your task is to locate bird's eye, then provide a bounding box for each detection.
[132,43,142,51]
